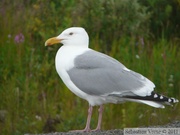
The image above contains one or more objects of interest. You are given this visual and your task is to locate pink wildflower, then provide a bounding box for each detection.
[14,33,25,44]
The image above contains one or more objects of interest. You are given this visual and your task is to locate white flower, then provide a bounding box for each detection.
[135,54,140,59]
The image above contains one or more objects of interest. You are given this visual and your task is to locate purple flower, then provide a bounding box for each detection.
[14,33,25,44]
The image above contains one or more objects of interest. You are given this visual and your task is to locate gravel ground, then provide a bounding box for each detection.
[25,121,180,135]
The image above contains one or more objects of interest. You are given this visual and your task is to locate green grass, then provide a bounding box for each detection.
[0,0,179,134]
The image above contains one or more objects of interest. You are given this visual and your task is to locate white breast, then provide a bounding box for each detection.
[56,46,94,100]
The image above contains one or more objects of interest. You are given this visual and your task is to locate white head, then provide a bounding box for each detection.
[45,27,89,48]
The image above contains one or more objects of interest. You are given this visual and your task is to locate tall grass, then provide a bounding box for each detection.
[0,0,179,134]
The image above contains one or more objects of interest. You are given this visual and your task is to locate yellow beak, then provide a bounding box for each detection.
[45,37,62,46]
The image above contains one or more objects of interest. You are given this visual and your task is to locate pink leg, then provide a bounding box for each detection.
[92,105,104,131]
[71,105,93,132]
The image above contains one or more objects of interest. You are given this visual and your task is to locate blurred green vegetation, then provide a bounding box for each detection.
[0,0,180,134]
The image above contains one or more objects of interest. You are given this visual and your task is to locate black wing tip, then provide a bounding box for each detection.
[124,91,179,104]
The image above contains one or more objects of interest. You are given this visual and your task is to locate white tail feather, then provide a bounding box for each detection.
[125,98,165,108]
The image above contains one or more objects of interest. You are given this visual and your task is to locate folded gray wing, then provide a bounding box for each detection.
[67,50,147,96]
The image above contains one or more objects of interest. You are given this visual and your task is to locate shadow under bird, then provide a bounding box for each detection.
[45,27,179,132]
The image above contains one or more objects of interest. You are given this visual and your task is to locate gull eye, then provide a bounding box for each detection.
[69,32,73,35]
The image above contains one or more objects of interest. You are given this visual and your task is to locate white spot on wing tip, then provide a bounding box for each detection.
[154,94,158,98]
[168,98,171,102]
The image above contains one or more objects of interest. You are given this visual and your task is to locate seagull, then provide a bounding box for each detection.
[45,27,179,132]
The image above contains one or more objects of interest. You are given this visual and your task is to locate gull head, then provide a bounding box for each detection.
[45,27,89,47]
